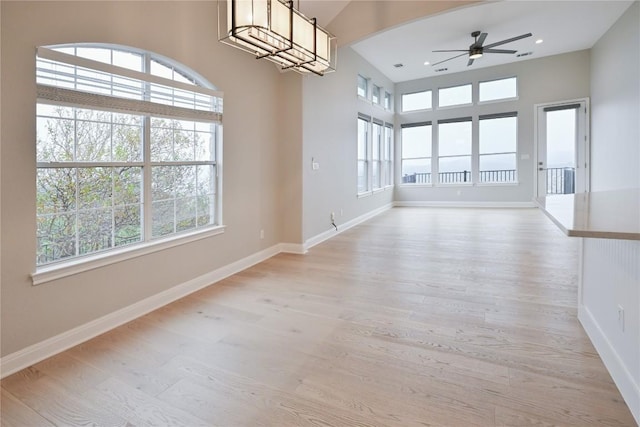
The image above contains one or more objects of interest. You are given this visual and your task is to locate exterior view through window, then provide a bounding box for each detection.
[36,44,222,266]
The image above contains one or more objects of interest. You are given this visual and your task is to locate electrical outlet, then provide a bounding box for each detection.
[340,209,343,217]
[330,212,335,222]
[260,229,264,239]
[617,305,625,332]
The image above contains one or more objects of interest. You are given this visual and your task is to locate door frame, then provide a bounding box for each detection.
[533,97,590,198]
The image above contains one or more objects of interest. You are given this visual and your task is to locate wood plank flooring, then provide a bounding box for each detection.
[1,208,636,426]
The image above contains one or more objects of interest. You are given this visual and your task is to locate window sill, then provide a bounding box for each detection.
[357,191,372,198]
[32,225,226,286]
[478,96,519,105]
[476,181,520,187]
[399,183,433,188]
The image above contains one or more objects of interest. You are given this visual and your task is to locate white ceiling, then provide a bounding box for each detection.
[350,1,634,82]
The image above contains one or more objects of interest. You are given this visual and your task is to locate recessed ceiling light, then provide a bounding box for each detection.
[393,63,404,68]
[423,61,430,65]
[536,39,544,44]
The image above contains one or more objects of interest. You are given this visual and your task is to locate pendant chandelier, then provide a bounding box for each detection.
[218,0,337,76]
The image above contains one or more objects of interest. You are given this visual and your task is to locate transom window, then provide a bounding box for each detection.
[438,84,472,108]
[402,90,432,112]
[35,44,223,266]
[479,77,517,102]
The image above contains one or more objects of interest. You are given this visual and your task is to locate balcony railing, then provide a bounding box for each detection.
[402,169,516,184]
[546,167,575,194]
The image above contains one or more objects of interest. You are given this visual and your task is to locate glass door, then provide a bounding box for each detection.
[536,101,589,197]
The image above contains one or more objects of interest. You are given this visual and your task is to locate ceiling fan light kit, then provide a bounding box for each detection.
[432,30,533,67]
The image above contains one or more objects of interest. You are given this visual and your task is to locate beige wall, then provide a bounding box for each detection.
[0,1,293,357]
[302,47,395,241]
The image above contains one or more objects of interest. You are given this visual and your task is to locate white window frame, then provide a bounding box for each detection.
[33,44,224,285]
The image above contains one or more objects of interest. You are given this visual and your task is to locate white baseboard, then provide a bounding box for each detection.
[303,203,394,251]
[0,244,283,379]
[579,305,640,425]
[278,242,307,255]
[394,201,535,208]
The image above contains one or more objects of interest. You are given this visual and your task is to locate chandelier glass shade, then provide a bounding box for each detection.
[218,0,337,76]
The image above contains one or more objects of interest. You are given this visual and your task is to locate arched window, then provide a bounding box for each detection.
[35,44,223,267]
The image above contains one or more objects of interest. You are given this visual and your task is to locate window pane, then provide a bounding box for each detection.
[402,91,431,112]
[112,50,143,72]
[357,160,368,193]
[402,159,431,184]
[197,195,215,227]
[479,154,517,182]
[78,168,112,209]
[439,156,472,183]
[372,86,381,104]
[372,161,381,189]
[479,116,517,154]
[384,92,392,110]
[78,208,112,255]
[176,196,197,232]
[112,113,143,161]
[372,123,382,161]
[438,84,472,107]
[37,213,76,264]
[114,205,142,246]
[402,125,431,158]
[357,118,368,158]
[152,166,175,201]
[357,75,367,97]
[152,200,175,237]
[37,168,76,215]
[479,77,517,102]
[37,110,75,162]
[113,167,142,206]
[438,121,471,156]
[76,110,112,162]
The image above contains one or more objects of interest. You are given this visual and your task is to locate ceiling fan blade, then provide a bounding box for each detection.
[483,48,517,54]
[475,32,488,47]
[484,33,532,49]
[467,58,475,66]
[431,52,468,66]
[432,49,469,53]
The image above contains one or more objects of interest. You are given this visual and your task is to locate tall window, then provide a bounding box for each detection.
[383,124,393,187]
[357,116,369,193]
[36,44,222,266]
[438,118,472,183]
[479,113,518,183]
[401,123,432,184]
[372,121,383,189]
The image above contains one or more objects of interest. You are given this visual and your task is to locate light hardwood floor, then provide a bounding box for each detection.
[1,208,636,426]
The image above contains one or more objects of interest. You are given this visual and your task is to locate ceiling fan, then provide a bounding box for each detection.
[432,31,533,67]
